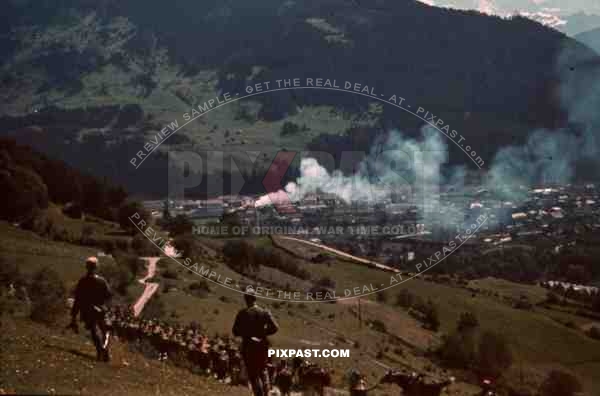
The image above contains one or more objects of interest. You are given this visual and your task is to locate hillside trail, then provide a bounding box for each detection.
[125,245,378,395]
[131,257,160,317]
[131,242,180,317]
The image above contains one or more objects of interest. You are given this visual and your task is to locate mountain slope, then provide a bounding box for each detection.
[576,27,600,55]
[1,0,590,116]
[1,0,599,196]
[0,317,247,395]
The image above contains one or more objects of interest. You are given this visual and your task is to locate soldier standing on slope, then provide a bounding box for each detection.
[232,287,279,396]
[68,257,113,362]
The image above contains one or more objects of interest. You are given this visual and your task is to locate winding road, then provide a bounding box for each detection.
[132,257,160,317]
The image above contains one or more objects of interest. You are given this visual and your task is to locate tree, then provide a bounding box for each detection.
[141,294,166,319]
[587,326,600,340]
[99,261,134,295]
[132,233,156,256]
[166,214,193,236]
[173,234,198,259]
[566,264,591,285]
[223,239,258,274]
[220,211,242,233]
[438,330,478,369]
[538,370,582,396]
[395,289,415,308]
[0,255,25,287]
[422,299,440,331]
[188,280,211,298]
[162,199,171,221]
[476,331,513,377]
[114,252,145,278]
[592,293,600,313]
[29,266,66,324]
[0,165,49,222]
[376,291,388,303]
[118,201,150,234]
[316,276,336,289]
[546,291,560,305]
[281,121,301,136]
[457,311,479,332]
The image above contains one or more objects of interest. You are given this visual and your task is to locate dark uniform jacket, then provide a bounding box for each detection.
[71,274,112,325]
[232,304,279,349]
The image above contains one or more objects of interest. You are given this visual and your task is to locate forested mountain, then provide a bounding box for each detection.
[1,0,598,196]
[0,137,127,222]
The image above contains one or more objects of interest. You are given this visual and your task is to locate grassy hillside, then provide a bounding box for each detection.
[0,317,248,396]
[2,220,600,394]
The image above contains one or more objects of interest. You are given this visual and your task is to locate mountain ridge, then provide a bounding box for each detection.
[1,0,599,196]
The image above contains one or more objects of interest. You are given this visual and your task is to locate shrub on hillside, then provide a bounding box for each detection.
[63,202,83,219]
[376,291,388,303]
[457,311,479,332]
[421,299,440,331]
[164,214,194,236]
[118,201,151,234]
[99,261,134,295]
[223,240,257,273]
[80,224,95,245]
[162,269,179,280]
[538,370,582,396]
[140,294,166,319]
[592,293,600,313]
[188,280,211,298]
[132,233,156,256]
[369,319,387,333]
[162,279,178,293]
[587,326,600,340]
[514,295,533,310]
[0,164,49,222]
[114,252,145,278]
[395,289,415,308]
[280,121,309,136]
[545,291,560,305]
[438,331,478,368]
[0,256,26,287]
[476,330,513,377]
[173,234,199,259]
[28,266,66,324]
[316,276,336,289]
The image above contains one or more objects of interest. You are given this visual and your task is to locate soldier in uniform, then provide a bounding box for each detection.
[68,257,113,362]
[274,359,293,396]
[232,287,279,396]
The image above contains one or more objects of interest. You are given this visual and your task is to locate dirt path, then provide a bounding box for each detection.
[277,236,400,273]
[132,257,160,317]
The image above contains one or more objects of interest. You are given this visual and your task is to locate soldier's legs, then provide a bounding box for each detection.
[248,372,265,396]
[88,320,110,361]
[243,357,266,396]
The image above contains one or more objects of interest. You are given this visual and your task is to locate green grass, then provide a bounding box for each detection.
[1,317,248,396]
[467,277,549,304]
[0,221,115,286]
[4,223,600,394]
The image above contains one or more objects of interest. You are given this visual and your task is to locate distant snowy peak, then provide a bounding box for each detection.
[415,0,598,35]
[477,0,500,15]
[518,9,567,29]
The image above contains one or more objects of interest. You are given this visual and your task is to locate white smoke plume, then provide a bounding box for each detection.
[486,44,600,200]
[255,125,459,227]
